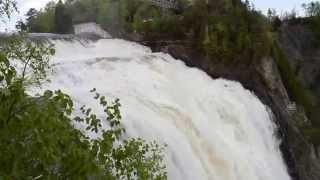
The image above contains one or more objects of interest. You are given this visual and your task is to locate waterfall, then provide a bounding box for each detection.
[35,38,291,180]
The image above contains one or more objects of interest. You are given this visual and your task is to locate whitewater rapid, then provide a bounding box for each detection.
[37,38,291,180]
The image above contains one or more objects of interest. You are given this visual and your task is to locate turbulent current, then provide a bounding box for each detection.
[37,38,291,180]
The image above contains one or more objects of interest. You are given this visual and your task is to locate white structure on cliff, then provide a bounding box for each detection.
[148,0,179,10]
[287,102,297,115]
[73,22,111,38]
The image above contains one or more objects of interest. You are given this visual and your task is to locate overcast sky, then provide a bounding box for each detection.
[0,0,314,32]
[252,0,312,15]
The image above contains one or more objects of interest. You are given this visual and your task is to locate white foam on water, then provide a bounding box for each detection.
[34,39,291,180]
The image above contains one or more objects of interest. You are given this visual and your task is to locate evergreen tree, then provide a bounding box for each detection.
[0,0,16,18]
[1,1,167,178]
[15,20,28,31]
[25,8,41,32]
[54,0,72,34]
[303,1,320,17]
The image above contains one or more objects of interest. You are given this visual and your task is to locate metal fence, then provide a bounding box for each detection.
[148,0,179,10]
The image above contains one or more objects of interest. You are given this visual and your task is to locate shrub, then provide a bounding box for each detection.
[0,33,167,179]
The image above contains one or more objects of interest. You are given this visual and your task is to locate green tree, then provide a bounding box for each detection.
[0,35,167,179]
[199,0,273,63]
[184,0,208,40]
[21,2,56,33]
[36,1,56,33]
[302,1,320,17]
[25,8,42,32]
[15,20,28,31]
[55,0,72,34]
[0,0,16,18]
[1,1,167,179]
[301,2,320,46]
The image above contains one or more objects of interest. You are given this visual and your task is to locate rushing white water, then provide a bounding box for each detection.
[37,38,291,180]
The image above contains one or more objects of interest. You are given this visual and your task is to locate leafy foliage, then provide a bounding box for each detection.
[200,0,274,63]
[23,4,56,33]
[0,35,167,179]
[55,0,72,34]
[19,0,188,36]
[1,2,167,178]
[271,44,320,146]
[14,0,274,63]
[271,44,314,115]
[21,1,71,33]
[300,2,320,47]
[3,34,55,85]
[264,1,320,146]
[302,1,320,17]
[132,3,186,40]
[0,0,16,18]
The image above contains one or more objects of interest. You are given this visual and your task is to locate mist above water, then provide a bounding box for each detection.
[36,38,291,180]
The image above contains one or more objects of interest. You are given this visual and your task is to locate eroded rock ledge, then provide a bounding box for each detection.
[141,41,320,180]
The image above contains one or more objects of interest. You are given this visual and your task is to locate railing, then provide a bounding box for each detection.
[147,0,179,10]
[287,102,297,115]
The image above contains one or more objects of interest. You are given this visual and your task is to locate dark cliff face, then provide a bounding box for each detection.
[278,24,320,93]
[278,24,320,122]
[124,3,320,178]
[276,23,320,180]
[139,41,320,180]
[125,13,320,177]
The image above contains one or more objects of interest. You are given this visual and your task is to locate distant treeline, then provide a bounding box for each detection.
[17,1,71,33]
[18,0,274,63]
[16,0,188,34]
[17,0,320,145]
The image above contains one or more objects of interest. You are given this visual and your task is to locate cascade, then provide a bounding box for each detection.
[34,38,291,180]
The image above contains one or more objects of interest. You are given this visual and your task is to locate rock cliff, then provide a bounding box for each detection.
[139,41,320,180]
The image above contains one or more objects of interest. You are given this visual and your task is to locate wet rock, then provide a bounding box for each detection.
[150,43,320,180]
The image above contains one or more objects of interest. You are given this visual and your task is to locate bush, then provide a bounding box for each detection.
[0,34,167,179]
[200,0,273,64]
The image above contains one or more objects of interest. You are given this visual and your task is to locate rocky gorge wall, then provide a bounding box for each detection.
[137,41,320,180]
[2,29,318,179]
[278,24,320,94]
[278,23,320,122]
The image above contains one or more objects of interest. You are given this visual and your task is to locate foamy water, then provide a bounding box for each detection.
[34,39,291,180]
